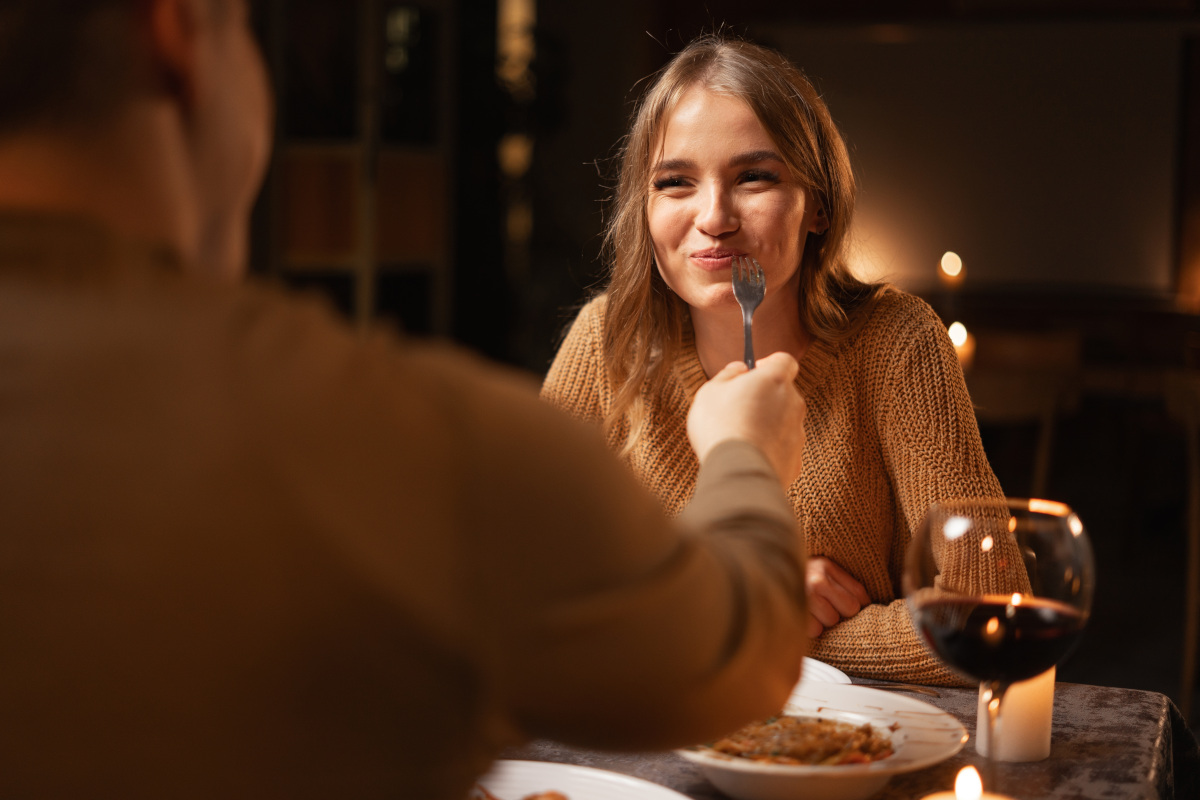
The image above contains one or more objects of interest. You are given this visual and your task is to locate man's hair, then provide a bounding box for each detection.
[0,1,140,133]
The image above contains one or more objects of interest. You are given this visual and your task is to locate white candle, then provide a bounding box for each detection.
[975,666,1056,762]
[921,766,1014,799]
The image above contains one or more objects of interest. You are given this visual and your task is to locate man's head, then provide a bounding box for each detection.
[0,0,272,278]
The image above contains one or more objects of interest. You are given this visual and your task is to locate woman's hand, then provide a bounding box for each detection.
[806,557,871,638]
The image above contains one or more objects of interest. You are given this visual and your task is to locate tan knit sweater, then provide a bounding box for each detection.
[542,290,1006,686]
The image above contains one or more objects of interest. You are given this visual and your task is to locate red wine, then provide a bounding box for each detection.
[912,594,1085,683]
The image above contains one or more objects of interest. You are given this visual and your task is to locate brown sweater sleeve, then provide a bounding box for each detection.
[877,305,1005,536]
[808,300,1005,686]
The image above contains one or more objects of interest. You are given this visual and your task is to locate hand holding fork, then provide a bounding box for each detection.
[691,256,803,485]
[731,255,765,369]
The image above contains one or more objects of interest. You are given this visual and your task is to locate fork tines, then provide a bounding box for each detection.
[731,255,765,369]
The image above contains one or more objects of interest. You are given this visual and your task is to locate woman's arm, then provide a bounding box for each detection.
[808,299,1004,685]
[876,305,1004,539]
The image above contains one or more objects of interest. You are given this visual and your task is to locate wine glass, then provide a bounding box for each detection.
[903,498,1095,792]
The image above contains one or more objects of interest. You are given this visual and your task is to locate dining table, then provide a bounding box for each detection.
[502,678,1200,800]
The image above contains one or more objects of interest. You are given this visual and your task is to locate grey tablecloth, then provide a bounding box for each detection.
[503,682,1200,800]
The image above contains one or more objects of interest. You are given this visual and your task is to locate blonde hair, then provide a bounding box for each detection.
[599,34,884,452]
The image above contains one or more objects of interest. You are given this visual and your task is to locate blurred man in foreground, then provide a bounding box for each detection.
[0,2,809,797]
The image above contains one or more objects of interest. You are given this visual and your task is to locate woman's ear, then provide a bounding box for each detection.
[145,0,204,113]
[811,207,830,235]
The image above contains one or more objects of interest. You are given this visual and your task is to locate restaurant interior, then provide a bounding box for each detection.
[247,0,1200,735]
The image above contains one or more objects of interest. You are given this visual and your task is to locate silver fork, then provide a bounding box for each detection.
[731,255,765,369]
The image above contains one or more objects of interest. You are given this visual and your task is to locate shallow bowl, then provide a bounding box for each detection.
[677,683,967,800]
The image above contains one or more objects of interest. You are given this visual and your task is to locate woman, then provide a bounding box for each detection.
[541,35,1003,686]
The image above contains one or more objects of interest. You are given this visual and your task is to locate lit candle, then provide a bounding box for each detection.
[947,322,976,369]
[920,766,1014,800]
[976,667,1056,762]
[938,251,965,288]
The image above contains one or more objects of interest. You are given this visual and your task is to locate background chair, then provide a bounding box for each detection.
[963,329,1083,500]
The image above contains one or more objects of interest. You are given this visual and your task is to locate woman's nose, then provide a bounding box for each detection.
[695,185,738,237]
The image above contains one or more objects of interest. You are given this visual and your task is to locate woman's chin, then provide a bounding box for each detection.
[677,284,739,314]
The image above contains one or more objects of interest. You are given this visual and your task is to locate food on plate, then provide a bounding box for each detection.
[469,785,567,800]
[704,715,894,766]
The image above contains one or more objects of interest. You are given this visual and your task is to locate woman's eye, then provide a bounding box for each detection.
[741,169,780,184]
[652,175,688,190]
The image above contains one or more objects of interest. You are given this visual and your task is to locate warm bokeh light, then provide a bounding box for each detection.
[938,251,965,290]
[941,251,964,278]
[980,534,994,552]
[982,615,1003,645]
[948,321,968,347]
[947,322,975,369]
[1029,498,1071,517]
[497,0,536,100]
[498,133,533,178]
[944,515,972,541]
[955,766,984,800]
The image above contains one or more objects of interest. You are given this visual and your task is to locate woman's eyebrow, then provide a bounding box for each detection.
[651,150,784,173]
[729,149,785,167]
[651,157,695,172]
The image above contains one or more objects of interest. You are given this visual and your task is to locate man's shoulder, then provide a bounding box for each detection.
[156,277,541,450]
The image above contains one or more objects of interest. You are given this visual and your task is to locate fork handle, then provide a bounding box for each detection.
[742,312,755,370]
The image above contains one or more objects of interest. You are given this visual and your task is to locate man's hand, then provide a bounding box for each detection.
[686,352,806,487]
[806,556,871,637]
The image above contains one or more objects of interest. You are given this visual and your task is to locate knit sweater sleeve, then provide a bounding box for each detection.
[877,299,1005,531]
[808,297,1004,686]
[540,297,608,425]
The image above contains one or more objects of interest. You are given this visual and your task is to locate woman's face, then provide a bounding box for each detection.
[646,85,825,316]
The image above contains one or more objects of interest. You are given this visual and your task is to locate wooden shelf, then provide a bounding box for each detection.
[257,0,455,334]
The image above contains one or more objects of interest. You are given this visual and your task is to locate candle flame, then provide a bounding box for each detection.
[947,321,968,347]
[941,251,964,278]
[955,766,983,800]
[945,322,974,368]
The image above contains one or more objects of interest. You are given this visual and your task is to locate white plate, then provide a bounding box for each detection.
[475,760,690,800]
[679,683,966,800]
[800,657,851,685]
[784,682,967,774]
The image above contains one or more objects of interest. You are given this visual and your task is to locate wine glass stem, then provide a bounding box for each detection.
[982,680,1011,794]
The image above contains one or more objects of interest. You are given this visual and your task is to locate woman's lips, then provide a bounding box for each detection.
[689,249,746,271]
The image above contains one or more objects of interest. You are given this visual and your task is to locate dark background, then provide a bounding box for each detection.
[249,0,1200,723]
